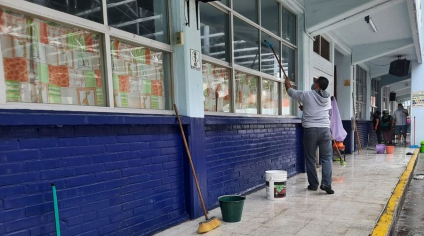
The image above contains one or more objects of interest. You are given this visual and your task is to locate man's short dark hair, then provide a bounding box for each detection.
[398,104,403,107]
[316,76,329,90]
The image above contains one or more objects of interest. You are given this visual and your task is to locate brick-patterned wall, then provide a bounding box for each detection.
[0,125,188,236]
[204,120,303,209]
[354,121,371,152]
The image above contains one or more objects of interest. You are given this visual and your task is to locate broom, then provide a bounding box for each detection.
[174,104,221,234]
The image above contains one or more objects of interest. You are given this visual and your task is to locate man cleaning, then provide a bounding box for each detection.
[285,76,334,194]
[393,103,408,146]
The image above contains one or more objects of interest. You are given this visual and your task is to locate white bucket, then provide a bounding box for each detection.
[265,170,287,200]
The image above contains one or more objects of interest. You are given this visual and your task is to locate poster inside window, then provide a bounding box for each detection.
[202,63,230,112]
[0,8,105,106]
[110,39,169,110]
[235,71,258,114]
[262,79,279,115]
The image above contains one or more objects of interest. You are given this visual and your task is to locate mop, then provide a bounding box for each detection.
[330,97,347,166]
[410,116,419,148]
[174,104,221,234]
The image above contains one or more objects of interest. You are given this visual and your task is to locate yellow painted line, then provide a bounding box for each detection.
[371,149,420,236]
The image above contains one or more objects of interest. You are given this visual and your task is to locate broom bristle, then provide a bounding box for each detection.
[197,216,221,234]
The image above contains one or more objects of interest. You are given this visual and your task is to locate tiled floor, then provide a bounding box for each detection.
[155,147,416,236]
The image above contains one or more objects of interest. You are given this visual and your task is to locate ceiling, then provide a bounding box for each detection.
[330,0,417,80]
[332,1,412,46]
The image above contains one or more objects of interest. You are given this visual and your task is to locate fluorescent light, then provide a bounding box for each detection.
[365,16,378,33]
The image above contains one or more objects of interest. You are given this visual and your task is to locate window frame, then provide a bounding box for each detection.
[355,66,367,120]
[0,0,174,115]
[204,0,298,117]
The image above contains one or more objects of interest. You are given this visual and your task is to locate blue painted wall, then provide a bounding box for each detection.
[204,116,304,209]
[342,120,370,154]
[354,121,371,152]
[0,111,190,236]
[0,111,304,235]
[342,120,353,154]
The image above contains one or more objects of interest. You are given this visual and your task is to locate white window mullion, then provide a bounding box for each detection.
[102,0,109,26]
[103,33,115,109]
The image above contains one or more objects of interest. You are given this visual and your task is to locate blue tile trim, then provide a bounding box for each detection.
[205,115,302,125]
[0,109,189,126]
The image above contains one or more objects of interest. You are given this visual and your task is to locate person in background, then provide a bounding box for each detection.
[381,110,393,144]
[373,111,382,144]
[285,76,334,194]
[393,104,408,146]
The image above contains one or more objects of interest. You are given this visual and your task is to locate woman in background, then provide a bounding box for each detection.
[381,110,393,144]
[373,111,382,144]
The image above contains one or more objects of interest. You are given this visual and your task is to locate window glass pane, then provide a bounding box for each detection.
[235,71,258,114]
[107,0,169,44]
[221,0,229,6]
[282,45,295,81]
[262,80,278,115]
[282,7,296,44]
[200,4,229,61]
[261,33,280,78]
[25,0,103,24]
[0,8,106,106]
[110,38,171,110]
[282,87,295,116]
[233,17,259,70]
[261,0,279,36]
[202,62,230,112]
[233,0,258,23]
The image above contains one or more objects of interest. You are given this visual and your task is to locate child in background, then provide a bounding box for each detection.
[381,110,393,144]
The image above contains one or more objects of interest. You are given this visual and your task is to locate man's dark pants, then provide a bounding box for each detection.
[303,127,333,188]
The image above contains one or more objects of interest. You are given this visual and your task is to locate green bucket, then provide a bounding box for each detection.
[218,195,246,223]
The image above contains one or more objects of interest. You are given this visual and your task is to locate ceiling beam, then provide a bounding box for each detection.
[406,0,422,63]
[306,0,406,36]
[352,38,414,65]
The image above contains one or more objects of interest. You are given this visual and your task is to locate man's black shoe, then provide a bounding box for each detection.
[307,185,318,191]
[320,185,334,194]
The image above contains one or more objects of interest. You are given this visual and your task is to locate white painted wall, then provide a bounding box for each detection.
[170,0,204,118]
[311,53,334,95]
[334,50,353,120]
[410,61,424,145]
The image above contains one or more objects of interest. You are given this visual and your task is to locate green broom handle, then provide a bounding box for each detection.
[51,183,61,236]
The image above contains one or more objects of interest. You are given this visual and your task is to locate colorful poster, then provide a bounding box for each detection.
[412,91,424,107]
[0,8,104,106]
[110,39,166,110]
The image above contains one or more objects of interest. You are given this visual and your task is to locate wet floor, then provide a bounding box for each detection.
[394,153,424,236]
[155,147,415,236]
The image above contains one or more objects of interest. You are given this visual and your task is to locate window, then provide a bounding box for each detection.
[107,0,169,44]
[110,39,171,110]
[282,45,296,81]
[25,0,103,23]
[356,66,367,119]
[202,63,230,112]
[262,79,279,115]
[261,33,280,78]
[235,71,258,114]
[0,8,106,106]
[261,0,279,36]
[233,17,260,71]
[200,3,230,61]
[313,35,330,61]
[233,0,258,23]
[282,7,296,44]
[200,1,297,116]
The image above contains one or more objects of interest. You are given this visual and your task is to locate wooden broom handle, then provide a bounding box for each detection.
[174,104,209,220]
